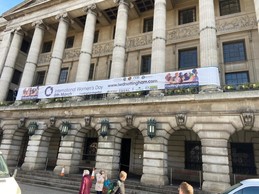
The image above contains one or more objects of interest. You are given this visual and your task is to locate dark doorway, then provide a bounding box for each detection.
[18,134,29,167]
[120,138,131,173]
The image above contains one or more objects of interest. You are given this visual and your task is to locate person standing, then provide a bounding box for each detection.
[79,170,92,194]
[115,171,127,194]
[178,181,194,194]
[95,169,107,194]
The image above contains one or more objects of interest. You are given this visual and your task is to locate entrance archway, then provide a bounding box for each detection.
[120,128,143,179]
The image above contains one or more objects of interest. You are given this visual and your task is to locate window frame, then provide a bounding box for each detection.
[219,0,241,16]
[223,40,246,63]
[143,17,153,33]
[178,47,198,70]
[225,71,249,86]
[35,71,46,86]
[42,41,52,53]
[141,55,151,75]
[58,68,69,84]
[179,7,196,25]
[65,36,74,49]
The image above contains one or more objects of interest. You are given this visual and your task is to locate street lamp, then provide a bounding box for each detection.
[100,119,109,138]
[60,121,71,137]
[147,118,156,139]
[28,122,38,136]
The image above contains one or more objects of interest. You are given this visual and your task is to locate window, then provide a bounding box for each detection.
[35,71,46,85]
[88,63,95,80]
[20,39,30,53]
[58,68,68,84]
[238,187,259,194]
[65,36,74,49]
[143,18,153,32]
[6,89,17,101]
[179,48,198,69]
[219,0,240,16]
[42,41,52,53]
[223,40,246,63]
[231,143,256,175]
[94,31,99,43]
[225,71,249,85]
[141,55,151,74]
[185,141,202,170]
[179,7,196,25]
[11,69,22,85]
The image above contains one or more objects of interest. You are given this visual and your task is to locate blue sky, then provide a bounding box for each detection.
[0,0,24,15]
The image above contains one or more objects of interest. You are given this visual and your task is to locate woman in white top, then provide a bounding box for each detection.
[95,170,106,194]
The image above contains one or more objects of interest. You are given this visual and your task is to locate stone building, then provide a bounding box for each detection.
[0,0,259,193]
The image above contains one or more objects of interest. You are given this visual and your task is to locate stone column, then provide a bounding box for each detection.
[254,0,259,32]
[151,0,166,74]
[19,21,46,88]
[45,13,70,85]
[75,4,97,82]
[0,28,24,101]
[198,129,231,193]
[0,29,13,76]
[141,137,169,185]
[199,0,220,91]
[110,0,130,79]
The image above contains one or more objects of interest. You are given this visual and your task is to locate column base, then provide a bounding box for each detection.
[141,173,169,186]
[202,180,230,193]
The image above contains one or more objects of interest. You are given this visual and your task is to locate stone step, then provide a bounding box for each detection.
[16,169,211,194]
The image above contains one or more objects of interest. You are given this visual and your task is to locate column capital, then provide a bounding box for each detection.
[32,20,46,30]
[15,26,26,36]
[83,4,98,16]
[114,0,130,6]
[55,12,70,24]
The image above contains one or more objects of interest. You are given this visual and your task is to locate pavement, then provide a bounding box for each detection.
[19,182,78,194]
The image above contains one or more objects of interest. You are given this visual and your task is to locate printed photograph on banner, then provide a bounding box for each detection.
[164,68,199,89]
[20,86,39,100]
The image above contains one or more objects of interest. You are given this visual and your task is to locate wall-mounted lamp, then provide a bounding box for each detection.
[60,121,71,137]
[28,122,38,136]
[147,118,156,139]
[100,119,109,138]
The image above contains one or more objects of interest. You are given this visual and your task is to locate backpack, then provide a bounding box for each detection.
[107,179,120,194]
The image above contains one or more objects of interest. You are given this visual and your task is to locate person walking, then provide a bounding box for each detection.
[79,170,92,194]
[95,169,107,194]
[178,181,194,194]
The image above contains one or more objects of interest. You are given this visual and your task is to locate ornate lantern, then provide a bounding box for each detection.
[60,121,71,137]
[147,118,156,139]
[28,122,38,136]
[100,119,109,138]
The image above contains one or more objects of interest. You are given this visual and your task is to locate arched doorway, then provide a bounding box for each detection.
[120,128,143,179]
[43,128,61,170]
[168,129,202,184]
[79,128,98,173]
[229,130,259,184]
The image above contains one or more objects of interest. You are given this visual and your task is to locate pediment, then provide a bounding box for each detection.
[2,0,50,18]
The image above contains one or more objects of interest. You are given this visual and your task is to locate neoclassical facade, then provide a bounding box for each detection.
[0,0,259,193]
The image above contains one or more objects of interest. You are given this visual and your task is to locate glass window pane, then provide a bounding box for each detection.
[65,36,74,49]
[225,71,249,85]
[179,48,198,69]
[141,55,151,74]
[179,7,196,25]
[143,18,153,32]
[58,68,68,84]
[219,0,241,16]
[223,41,246,63]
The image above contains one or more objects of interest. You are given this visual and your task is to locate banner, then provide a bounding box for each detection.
[16,67,220,100]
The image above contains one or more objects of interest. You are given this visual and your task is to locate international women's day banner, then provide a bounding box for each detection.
[16,67,220,100]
